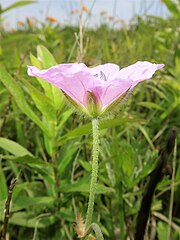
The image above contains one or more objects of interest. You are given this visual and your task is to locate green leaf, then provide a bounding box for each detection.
[58,144,78,176]
[30,47,65,111]
[12,196,55,212]
[12,182,42,199]
[30,53,52,97]
[157,222,168,240]
[137,101,165,111]
[0,161,7,201]
[121,143,135,178]
[59,175,114,194]
[1,154,47,167]
[0,199,6,218]
[36,45,65,110]
[12,101,26,146]
[8,212,56,228]
[162,0,180,18]
[37,45,57,68]
[1,155,55,197]
[135,124,155,150]
[56,208,74,222]
[0,1,36,14]
[131,151,158,188]
[79,159,92,172]
[0,138,33,157]
[0,64,51,137]
[160,97,180,119]
[21,78,56,123]
[151,200,162,211]
[57,108,74,131]
[58,118,140,146]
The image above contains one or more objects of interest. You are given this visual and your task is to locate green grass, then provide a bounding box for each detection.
[0,4,180,239]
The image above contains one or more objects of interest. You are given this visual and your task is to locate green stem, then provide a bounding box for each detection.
[118,182,125,240]
[84,223,104,240]
[85,118,99,229]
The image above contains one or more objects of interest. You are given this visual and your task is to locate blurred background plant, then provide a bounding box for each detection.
[0,0,179,239]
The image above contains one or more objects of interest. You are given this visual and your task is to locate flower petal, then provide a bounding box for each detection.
[28,64,99,110]
[91,79,133,110]
[87,63,120,81]
[118,61,164,83]
[28,63,87,78]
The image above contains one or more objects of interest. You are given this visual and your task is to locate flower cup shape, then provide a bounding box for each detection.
[28,61,164,117]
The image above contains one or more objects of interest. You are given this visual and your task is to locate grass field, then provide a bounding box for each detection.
[0,1,179,239]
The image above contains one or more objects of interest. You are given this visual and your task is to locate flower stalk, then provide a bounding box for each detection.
[85,118,100,229]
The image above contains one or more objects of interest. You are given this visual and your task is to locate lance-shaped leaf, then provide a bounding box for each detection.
[0,64,51,137]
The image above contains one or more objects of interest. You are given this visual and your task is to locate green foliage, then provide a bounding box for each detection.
[0,160,7,201]
[0,8,179,240]
[0,1,36,15]
[162,0,180,19]
[0,137,33,156]
[0,64,51,137]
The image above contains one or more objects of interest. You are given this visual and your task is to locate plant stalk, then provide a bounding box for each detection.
[118,182,125,240]
[85,118,99,229]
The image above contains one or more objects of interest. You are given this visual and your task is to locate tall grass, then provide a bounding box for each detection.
[0,0,179,239]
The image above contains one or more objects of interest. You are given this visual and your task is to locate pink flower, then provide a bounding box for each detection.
[27,61,164,117]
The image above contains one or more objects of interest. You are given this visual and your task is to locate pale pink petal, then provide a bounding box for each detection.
[89,79,132,110]
[118,61,164,82]
[28,63,87,78]
[56,63,87,74]
[87,63,120,81]
[28,64,98,110]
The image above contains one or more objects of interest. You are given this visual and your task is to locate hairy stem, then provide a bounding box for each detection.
[85,118,99,229]
[84,223,104,240]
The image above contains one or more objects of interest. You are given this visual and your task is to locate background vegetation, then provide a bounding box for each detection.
[0,0,179,239]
